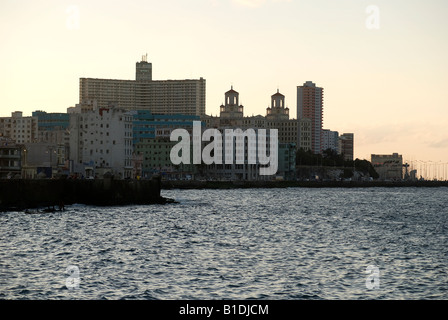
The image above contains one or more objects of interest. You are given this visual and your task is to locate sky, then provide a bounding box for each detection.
[1,0,447,172]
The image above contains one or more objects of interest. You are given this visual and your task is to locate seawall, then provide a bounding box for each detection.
[0,177,166,211]
[161,180,448,190]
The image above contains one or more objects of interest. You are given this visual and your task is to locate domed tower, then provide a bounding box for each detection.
[266,89,289,120]
[220,86,244,119]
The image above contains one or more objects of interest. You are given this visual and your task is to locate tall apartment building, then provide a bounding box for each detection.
[79,57,206,116]
[339,133,354,161]
[69,106,134,179]
[297,81,323,154]
[0,112,38,144]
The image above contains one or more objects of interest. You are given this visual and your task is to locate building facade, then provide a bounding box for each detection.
[198,88,299,180]
[322,129,339,152]
[132,110,202,178]
[136,55,152,81]
[339,133,354,161]
[0,111,38,144]
[202,87,308,151]
[297,81,323,154]
[265,90,298,147]
[202,127,278,181]
[69,106,134,179]
[79,58,206,116]
[22,142,66,179]
[0,138,22,179]
[371,153,403,180]
[32,110,70,145]
[277,143,296,180]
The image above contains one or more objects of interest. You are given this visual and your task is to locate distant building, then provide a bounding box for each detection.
[0,138,22,179]
[277,143,296,180]
[69,105,134,179]
[132,110,202,178]
[219,87,244,121]
[0,111,38,144]
[371,153,403,180]
[21,143,66,179]
[266,90,289,121]
[198,87,311,180]
[32,110,70,145]
[297,81,323,154]
[322,129,339,153]
[298,118,312,152]
[339,133,354,161]
[265,90,298,147]
[202,87,309,151]
[135,55,152,81]
[197,87,302,180]
[204,127,278,181]
[79,57,206,116]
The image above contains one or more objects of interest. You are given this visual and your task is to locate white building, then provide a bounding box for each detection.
[322,129,339,152]
[69,106,133,179]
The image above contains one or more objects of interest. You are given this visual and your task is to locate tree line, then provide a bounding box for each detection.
[296,148,379,179]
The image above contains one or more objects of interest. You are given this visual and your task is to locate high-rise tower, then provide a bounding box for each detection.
[136,54,152,81]
[79,56,206,116]
[266,89,289,121]
[297,81,323,154]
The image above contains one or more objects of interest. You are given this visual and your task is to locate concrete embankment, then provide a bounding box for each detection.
[0,177,166,211]
[161,180,448,190]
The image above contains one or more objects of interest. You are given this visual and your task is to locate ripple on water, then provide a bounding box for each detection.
[1,187,447,299]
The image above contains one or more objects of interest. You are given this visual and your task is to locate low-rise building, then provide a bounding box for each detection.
[32,110,70,145]
[0,111,38,144]
[132,110,202,178]
[0,138,23,179]
[277,143,296,180]
[371,153,403,180]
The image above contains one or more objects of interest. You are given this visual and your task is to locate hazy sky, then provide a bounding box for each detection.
[1,0,447,167]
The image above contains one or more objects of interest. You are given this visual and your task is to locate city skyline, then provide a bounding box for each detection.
[1,0,447,163]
